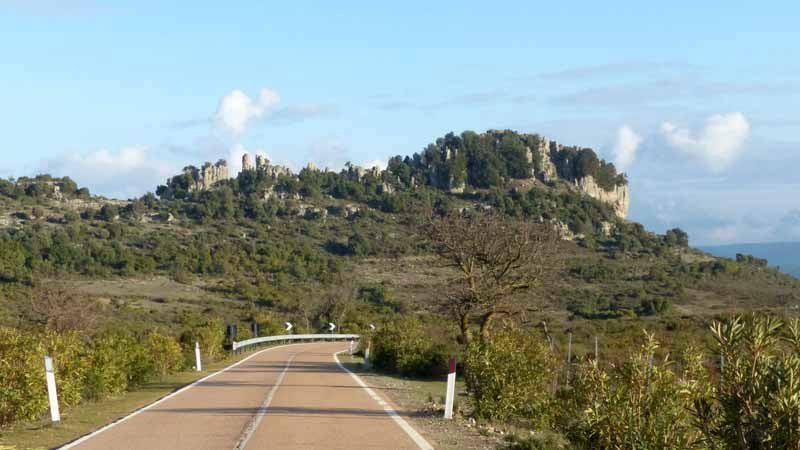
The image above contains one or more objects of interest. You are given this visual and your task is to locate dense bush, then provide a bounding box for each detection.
[692,316,800,449]
[475,317,800,450]
[464,327,555,424]
[559,333,703,449]
[179,318,226,362]
[0,327,197,427]
[370,317,449,377]
[0,328,86,425]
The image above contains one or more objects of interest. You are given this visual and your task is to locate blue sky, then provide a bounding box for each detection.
[1,1,799,245]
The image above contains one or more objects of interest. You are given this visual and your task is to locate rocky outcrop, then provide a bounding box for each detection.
[537,139,558,182]
[327,204,361,218]
[238,153,292,178]
[347,164,380,181]
[575,176,630,218]
[256,155,268,171]
[200,161,229,189]
[186,160,229,191]
[378,182,394,195]
[242,154,255,172]
[529,138,629,218]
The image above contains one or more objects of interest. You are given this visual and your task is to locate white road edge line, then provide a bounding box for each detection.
[58,343,300,449]
[333,350,435,450]
[233,353,296,450]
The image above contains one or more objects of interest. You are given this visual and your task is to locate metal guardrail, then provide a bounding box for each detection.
[232,334,360,351]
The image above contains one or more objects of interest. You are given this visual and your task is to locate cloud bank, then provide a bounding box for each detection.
[38,147,176,199]
[660,112,751,172]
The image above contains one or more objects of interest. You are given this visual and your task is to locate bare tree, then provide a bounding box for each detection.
[425,210,562,343]
[28,288,101,333]
[317,276,358,332]
[287,276,357,333]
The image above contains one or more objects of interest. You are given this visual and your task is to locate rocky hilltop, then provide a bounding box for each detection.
[416,131,629,217]
[156,129,630,219]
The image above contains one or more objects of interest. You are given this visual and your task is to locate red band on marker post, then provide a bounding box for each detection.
[448,357,456,374]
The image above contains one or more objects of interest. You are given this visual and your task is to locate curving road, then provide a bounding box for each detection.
[60,342,433,450]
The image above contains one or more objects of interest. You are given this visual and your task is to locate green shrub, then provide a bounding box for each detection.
[464,327,555,424]
[692,315,800,449]
[83,334,135,399]
[0,328,86,426]
[180,317,226,363]
[560,333,702,450]
[0,323,209,427]
[371,317,449,377]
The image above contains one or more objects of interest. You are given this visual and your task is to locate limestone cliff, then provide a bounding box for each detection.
[533,138,629,219]
[185,160,229,192]
[574,175,630,218]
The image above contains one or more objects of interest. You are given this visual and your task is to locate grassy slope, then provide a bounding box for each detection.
[353,246,800,363]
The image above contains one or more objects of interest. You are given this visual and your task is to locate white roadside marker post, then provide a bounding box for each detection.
[363,341,371,369]
[348,338,354,355]
[444,357,456,419]
[44,356,61,424]
[195,341,202,372]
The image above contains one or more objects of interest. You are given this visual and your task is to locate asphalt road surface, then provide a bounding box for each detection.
[61,342,434,450]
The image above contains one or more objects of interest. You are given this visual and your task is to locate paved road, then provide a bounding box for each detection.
[62,342,433,450]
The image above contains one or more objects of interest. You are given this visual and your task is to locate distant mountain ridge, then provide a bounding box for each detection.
[701,242,800,278]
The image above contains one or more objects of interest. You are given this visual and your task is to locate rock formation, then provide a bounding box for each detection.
[242,154,255,172]
[530,137,629,219]
[255,155,268,171]
[231,153,292,179]
[575,176,630,218]
[184,160,229,192]
[537,139,558,182]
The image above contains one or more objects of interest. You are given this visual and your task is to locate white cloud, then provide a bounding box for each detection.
[612,125,642,171]
[38,147,176,199]
[215,88,280,135]
[361,159,387,171]
[660,112,751,172]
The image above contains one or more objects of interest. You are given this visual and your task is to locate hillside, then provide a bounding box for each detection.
[701,242,800,278]
[1,129,798,361]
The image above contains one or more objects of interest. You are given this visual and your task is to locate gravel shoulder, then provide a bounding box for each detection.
[339,354,504,450]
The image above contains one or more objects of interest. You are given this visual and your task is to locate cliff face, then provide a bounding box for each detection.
[544,139,630,219]
[575,175,630,218]
[185,161,229,192]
